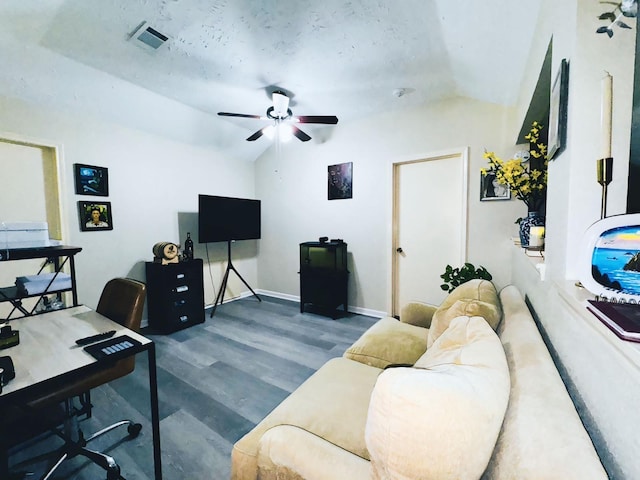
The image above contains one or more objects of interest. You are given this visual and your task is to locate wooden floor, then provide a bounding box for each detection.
[8,296,378,479]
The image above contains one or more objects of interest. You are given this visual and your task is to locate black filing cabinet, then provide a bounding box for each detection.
[299,241,348,318]
[145,258,205,333]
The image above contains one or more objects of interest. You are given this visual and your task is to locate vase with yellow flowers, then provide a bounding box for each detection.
[482,121,548,247]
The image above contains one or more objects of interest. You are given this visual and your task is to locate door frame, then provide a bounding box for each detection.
[0,131,66,241]
[391,147,469,316]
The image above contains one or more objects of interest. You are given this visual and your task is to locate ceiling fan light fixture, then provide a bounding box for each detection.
[272,91,290,118]
[218,90,337,142]
[263,125,276,140]
[278,123,294,142]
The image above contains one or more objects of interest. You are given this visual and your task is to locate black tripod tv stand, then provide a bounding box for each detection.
[210,240,261,317]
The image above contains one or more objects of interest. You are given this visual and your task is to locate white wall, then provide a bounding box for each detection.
[510,2,639,477]
[513,0,635,284]
[0,95,255,315]
[256,96,524,314]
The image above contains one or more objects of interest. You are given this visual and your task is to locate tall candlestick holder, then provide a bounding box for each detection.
[597,157,613,219]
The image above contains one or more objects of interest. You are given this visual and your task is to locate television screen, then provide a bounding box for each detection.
[198,195,261,243]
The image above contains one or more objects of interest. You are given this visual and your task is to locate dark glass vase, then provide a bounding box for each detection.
[519,211,545,248]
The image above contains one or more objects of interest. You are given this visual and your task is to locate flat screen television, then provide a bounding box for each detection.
[198,195,261,243]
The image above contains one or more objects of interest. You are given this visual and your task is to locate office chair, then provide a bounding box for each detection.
[3,277,147,480]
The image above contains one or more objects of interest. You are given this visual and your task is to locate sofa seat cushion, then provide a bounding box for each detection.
[365,315,510,480]
[257,425,371,480]
[344,316,428,368]
[483,286,608,480]
[231,357,381,480]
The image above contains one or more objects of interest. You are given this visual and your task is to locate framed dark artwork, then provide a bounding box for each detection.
[74,163,109,196]
[548,58,569,160]
[480,171,510,201]
[328,162,353,200]
[78,201,113,231]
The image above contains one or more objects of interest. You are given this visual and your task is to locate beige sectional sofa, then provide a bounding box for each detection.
[231,280,608,479]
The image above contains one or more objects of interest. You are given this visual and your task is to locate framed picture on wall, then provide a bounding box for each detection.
[328,162,353,200]
[548,58,569,160]
[78,201,113,231]
[480,171,510,201]
[74,163,109,196]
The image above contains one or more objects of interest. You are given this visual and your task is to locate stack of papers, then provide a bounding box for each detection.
[16,273,72,295]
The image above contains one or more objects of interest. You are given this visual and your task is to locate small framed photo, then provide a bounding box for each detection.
[548,58,569,160]
[79,201,113,231]
[74,163,109,196]
[480,171,510,201]
[328,162,353,200]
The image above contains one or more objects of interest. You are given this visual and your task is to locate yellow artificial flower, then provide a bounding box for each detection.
[482,122,548,210]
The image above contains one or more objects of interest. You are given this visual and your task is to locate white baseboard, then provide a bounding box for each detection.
[255,289,386,319]
[142,289,386,328]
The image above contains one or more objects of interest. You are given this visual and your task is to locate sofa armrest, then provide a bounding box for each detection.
[400,302,438,328]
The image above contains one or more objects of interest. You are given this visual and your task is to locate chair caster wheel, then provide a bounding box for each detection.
[106,463,121,480]
[127,423,142,438]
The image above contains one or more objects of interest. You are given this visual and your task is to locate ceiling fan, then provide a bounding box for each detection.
[218,90,338,142]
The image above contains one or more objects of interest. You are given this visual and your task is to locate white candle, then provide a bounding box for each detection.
[529,226,545,248]
[601,72,613,159]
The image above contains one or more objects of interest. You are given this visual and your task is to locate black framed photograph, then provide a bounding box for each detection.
[480,171,510,201]
[74,163,109,196]
[78,201,113,231]
[548,58,569,160]
[328,162,353,200]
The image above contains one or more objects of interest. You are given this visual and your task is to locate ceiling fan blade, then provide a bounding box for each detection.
[246,128,266,141]
[218,112,263,120]
[295,115,339,124]
[291,125,311,142]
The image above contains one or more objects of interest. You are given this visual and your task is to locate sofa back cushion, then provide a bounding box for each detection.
[365,315,510,480]
[483,285,609,480]
[427,279,502,348]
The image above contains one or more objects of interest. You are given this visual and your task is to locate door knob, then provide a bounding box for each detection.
[396,247,403,253]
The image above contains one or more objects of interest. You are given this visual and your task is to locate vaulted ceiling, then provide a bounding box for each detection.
[0,0,541,161]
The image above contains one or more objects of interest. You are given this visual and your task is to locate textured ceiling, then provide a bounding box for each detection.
[0,0,541,161]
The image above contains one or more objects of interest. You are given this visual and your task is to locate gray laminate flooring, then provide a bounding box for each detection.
[7,296,378,479]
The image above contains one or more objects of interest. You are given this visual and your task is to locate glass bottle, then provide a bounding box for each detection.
[184,232,194,261]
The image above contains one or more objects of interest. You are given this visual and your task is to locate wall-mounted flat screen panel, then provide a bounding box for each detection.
[198,195,261,243]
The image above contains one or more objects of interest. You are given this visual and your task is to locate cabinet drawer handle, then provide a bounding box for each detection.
[175,285,189,293]
[179,315,188,322]
[176,273,185,279]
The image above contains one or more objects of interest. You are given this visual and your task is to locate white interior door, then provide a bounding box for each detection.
[392,151,467,315]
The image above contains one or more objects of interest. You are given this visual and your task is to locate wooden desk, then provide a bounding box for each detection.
[0,306,162,479]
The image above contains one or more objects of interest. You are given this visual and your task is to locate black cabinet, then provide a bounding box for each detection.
[0,245,82,319]
[299,241,348,318]
[145,259,205,333]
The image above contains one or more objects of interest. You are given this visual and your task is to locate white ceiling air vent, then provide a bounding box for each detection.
[129,21,169,52]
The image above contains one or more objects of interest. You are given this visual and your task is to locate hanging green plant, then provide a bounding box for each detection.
[440,263,493,293]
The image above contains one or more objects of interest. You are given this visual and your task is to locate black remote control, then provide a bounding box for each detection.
[75,330,117,346]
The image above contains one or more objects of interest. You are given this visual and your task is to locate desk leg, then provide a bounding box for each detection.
[147,343,163,480]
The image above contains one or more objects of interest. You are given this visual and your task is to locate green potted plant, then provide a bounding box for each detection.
[440,263,493,293]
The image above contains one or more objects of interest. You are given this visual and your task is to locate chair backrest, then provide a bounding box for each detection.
[96,278,146,331]
[26,278,147,409]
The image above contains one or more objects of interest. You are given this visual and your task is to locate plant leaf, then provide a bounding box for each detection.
[599,12,616,20]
